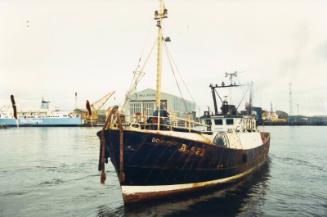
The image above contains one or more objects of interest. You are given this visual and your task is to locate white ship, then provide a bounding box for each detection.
[0,99,82,127]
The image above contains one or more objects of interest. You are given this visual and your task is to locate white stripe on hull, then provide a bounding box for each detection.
[121,160,265,198]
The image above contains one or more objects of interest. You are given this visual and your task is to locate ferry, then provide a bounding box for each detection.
[0,99,82,127]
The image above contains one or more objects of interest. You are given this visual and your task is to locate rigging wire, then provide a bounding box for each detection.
[214,89,224,103]
[236,84,251,110]
[120,40,156,111]
[134,19,155,72]
[235,72,251,107]
[137,40,157,79]
[163,39,196,104]
[163,42,189,113]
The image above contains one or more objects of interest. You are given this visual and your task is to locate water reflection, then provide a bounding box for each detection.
[97,160,271,217]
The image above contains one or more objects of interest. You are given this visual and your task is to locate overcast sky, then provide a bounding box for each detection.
[1,0,327,115]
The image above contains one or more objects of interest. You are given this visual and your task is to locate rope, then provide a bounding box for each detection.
[214,89,224,103]
[98,106,125,184]
[117,111,125,183]
[138,40,157,74]
[99,131,106,184]
[120,40,156,112]
[163,42,189,113]
[134,19,154,72]
[163,42,196,104]
[236,85,251,110]
[98,106,118,184]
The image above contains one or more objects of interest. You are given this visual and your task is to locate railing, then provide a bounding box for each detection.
[104,108,208,133]
[127,114,209,132]
[104,107,257,134]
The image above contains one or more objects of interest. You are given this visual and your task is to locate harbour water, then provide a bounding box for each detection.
[0,126,326,217]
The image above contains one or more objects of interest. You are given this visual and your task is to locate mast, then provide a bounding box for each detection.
[154,0,167,129]
[209,84,219,115]
[249,81,253,115]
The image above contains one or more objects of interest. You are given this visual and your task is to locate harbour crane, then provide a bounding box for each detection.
[84,91,115,125]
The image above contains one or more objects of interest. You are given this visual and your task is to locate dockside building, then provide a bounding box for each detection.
[127,88,196,118]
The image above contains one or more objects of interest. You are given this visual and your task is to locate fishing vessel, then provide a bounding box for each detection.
[97,1,270,204]
[0,98,82,127]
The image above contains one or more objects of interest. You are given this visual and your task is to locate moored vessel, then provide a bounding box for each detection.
[0,98,82,127]
[97,0,270,204]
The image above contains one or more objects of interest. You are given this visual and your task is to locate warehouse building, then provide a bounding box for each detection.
[127,88,196,118]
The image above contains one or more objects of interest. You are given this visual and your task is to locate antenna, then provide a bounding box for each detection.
[224,71,240,104]
[289,83,293,115]
[74,92,78,109]
[225,71,238,85]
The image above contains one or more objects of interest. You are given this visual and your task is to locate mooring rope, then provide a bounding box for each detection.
[98,106,118,184]
[98,106,125,184]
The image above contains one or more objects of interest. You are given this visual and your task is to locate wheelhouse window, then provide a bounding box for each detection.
[226,119,234,125]
[214,119,223,125]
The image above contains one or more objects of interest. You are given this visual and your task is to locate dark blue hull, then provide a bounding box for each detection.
[99,129,270,202]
